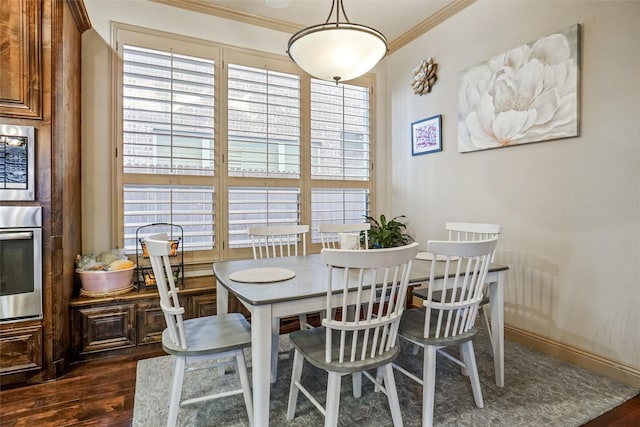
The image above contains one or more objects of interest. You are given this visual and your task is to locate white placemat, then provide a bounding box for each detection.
[415,251,460,261]
[229,267,296,283]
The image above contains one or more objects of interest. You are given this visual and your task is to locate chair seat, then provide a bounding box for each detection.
[413,288,490,306]
[289,326,400,374]
[399,307,478,347]
[162,313,251,356]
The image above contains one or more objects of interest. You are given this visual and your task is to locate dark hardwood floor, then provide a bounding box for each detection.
[0,350,163,427]
[1,350,638,426]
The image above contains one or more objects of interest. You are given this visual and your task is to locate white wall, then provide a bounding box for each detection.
[385,0,640,370]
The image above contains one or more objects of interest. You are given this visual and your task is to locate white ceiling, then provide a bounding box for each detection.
[158,0,453,42]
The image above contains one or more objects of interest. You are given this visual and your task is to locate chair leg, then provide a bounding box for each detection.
[480,304,494,358]
[381,364,404,427]
[286,349,304,420]
[422,346,437,427]
[374,367,383,393]
[325,371,342,427]
[235,349,254,427]
[167,356,186,427]
[319,309,328,324]
[352,372,362,398]
[460,341,484,408]
[299,313,309,329]
[346,305,357,322]
[411,343,420,355]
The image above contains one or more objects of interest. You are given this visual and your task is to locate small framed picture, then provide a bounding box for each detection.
[411,114,442,156]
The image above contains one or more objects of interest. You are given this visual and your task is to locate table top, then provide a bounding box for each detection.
[213,253,508,307]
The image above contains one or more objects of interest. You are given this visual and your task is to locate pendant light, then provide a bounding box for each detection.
[286,0,388,83]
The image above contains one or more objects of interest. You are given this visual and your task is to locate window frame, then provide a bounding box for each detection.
[112,23,376,272]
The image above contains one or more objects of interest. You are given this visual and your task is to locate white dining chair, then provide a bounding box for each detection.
[413,222,502,357]
[248,224,308,259]
[446,222,502,356]
[144,234,253,427]
[247,224,311,330]
[445,222,501,262]
[318,222,370,250]
[318,223,371,321]
[247,224,312,382]
[394,238,497,427]
[287,242,420,427]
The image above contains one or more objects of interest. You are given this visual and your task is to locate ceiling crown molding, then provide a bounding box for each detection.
[149,0,303,34]
[149,0,476,55]
[388,0,477,53]
[67,0,92,32]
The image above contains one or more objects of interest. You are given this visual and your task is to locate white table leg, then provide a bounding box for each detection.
[216,281,229,314]
[251,304,273,427]
[271,317,280,383]
[488,271,505,387]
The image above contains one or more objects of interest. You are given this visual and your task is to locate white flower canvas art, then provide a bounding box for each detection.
[458,24,580,153]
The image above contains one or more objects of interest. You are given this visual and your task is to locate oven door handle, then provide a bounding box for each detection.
[0,231,32,241]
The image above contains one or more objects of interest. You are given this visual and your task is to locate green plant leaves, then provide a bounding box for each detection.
[364,214,412,248]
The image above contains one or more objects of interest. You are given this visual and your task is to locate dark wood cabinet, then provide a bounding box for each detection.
[76,304,136,354]
[188,293,217,318]
[0,324,42,376]
[136,301,165,345]
[69,277,218,360]
[0,0,42,118]
[0,0,91,386]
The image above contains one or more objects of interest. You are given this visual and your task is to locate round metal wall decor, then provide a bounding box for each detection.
[411,57,438,95]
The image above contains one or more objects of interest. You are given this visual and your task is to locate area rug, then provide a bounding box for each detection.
[133,329,638,426]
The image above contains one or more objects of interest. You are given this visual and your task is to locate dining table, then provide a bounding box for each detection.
[214,253,508,427]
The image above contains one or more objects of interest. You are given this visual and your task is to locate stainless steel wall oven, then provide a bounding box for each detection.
[0,206,43,322]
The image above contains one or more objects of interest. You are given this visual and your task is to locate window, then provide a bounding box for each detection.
[311,80,370,181]
[226,63,302,249]
[310,79,371,243]
[123,184,214,251]
[227,64,300,179]
[120,43,216,258]
[311,188,370,243]
[228,187,301,248]
[115,26,374,267]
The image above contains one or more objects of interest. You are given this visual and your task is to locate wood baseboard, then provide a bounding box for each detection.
[505,325,640,388]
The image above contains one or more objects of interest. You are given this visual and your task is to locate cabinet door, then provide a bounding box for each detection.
[0,0,42,118]
[188,293,217,318]
[228,294,251,319]
[0,325,42,375]
[77,304,136,354]
[136,301,165,345]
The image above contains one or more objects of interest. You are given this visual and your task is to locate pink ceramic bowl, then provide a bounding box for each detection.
[77,266,136,294]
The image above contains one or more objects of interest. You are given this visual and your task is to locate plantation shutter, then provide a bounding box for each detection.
[310,79,371,242]
[226,64,302,248]
[122,44,215,252]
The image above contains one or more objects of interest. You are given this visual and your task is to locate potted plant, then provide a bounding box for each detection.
[364,214,413,248]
